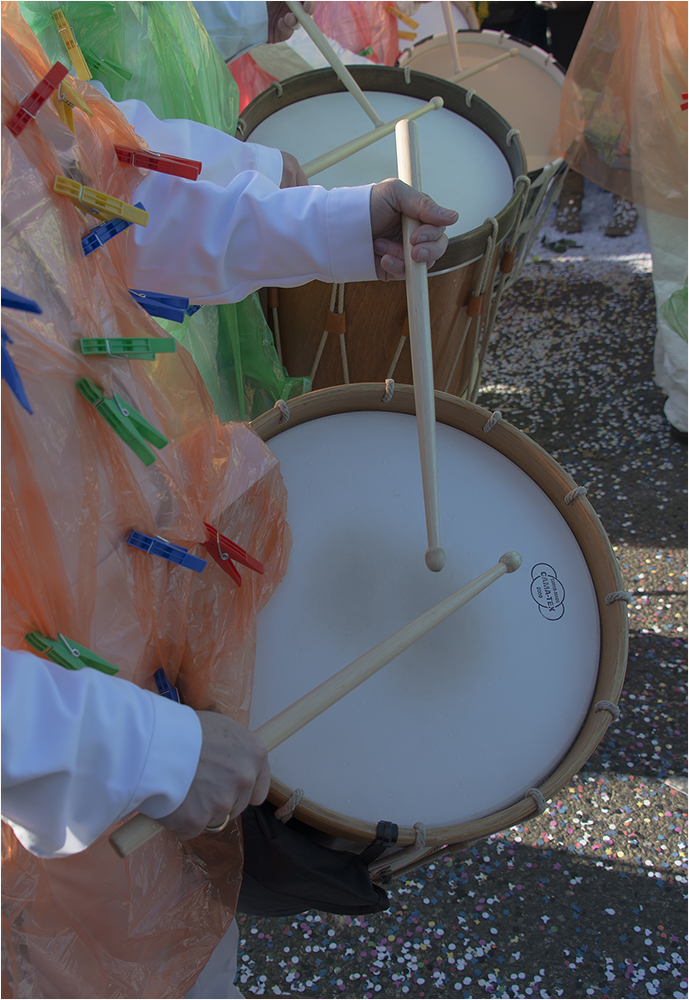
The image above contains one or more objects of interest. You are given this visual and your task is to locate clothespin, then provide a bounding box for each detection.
[80,336,177,360]
[81,47,132,83]
[398,30,417,40]
[76,377,168,466]
[127,530,207,572]
[202,522,264,586]
[54,176,149,226]
[1,289,41,413]
[114,145,202,181]
[52,78,93,132]
[682,93,688,112]
[2,331,33,413]
[5,62,68,136]
[81,203,145,255]
[1,288,42,313]
[186,304,202,317]
[153,667,181,702]
[52,9,92,80]
[25,630,119,675]
[129,289,189,323]
[384,3,419,29]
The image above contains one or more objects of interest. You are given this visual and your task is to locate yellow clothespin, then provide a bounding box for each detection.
[54,176,150,226]
[384,4,419,29]
[398,30,418,40]
[51,80,93,133]
[52,9,92,81]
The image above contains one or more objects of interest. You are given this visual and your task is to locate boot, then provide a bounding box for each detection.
[605,194,638,237]
[555,169,584,233]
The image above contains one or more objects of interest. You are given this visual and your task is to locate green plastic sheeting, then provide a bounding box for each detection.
[20,0,309,421]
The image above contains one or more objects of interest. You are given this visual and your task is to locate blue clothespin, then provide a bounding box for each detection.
[186,304,202,317]
[129,290,189,324]
[153,667,180,702]
[128,530,207,572]
[82,203,145,256]
[1,289,41,414]
[2,331,33,413]
[1,288,42,313]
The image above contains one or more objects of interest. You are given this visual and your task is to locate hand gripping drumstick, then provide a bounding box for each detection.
[395,118,445,573]
[284,1,384,128]
[303,97,444,179]
[450,48,520,85]
[109,553,521,858]
[441,1,463,76]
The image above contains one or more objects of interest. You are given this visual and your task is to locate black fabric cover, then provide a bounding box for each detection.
[237,802,390,917]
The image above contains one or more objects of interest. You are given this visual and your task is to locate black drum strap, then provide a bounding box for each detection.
[359,820,399,867]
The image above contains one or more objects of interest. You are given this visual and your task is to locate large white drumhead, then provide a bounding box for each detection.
[251,412,600,829]
[248,91,513,238]
[401,33,564,172]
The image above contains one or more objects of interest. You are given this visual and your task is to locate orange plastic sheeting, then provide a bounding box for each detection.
[1,4,291,997]
[551,1,687,217]
[232,1,399,112]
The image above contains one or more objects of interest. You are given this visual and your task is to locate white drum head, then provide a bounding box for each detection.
[251,409,601,832]
[400,31,565,172]
[248,90,513,238]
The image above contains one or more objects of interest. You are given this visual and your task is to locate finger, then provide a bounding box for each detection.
[373,238,404,261]
[412,232,448,264]
[409,224,446,246]
[395,185,458,228]
[379,253,405,278]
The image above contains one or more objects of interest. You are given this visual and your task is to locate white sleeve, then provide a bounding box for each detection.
[192,1,268,61]
[126,168,376,304]
[1,649,202,859]
[116,96,284,188]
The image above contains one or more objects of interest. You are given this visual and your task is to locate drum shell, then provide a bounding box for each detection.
[251,385,628,848]
[240,66,526,393]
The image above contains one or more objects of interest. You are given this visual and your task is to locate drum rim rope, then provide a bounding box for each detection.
[251,384,629,847]
[239,65,527,273]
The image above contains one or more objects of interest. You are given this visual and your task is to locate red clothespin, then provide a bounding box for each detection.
[202,522,264,586]
[682,93,688,112]
[6,62,69,136]
[114,145,202,181]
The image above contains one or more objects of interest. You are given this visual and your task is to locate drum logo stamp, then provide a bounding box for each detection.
[530,563,565,621]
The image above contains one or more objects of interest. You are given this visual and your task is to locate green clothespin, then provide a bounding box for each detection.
[76,377,168,466]
[81,47,132,83]
[80,337,177,360]
[25,631,119,675]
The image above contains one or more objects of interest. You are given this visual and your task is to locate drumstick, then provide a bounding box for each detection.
[303,97,444,179]
[450,48,519,84]
[109,552,522,858]
[441,1,463,75]
[284,1,384,128]
[395,118,445,573]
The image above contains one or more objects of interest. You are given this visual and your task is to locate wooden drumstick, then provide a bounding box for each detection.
[109,552,522,858]
[450,48,519,85]
[441,1,463,76]
[395,118,445,573]
[303,97,444,179]
[284,1,384,128]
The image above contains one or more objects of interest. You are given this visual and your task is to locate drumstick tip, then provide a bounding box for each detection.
[430,96,444,110]
[500,551,522,573]
[425,546,446,572]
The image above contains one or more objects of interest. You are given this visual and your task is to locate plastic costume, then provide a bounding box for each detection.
[19,0,311,421]
[552,1,688,432]
[0,4,295,994]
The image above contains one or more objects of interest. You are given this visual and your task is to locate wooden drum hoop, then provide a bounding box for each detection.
[251,385,628,852]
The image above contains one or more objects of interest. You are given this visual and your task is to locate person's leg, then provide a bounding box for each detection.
[555,169,584,233]
[186,920,244,999]
[605,194,639,237]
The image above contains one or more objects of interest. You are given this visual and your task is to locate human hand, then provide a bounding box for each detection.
[370,178,458,280]
[267,2,316,44]
[280,150,309,188]
[157,711,270,840]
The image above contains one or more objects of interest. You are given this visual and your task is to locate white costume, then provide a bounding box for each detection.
[2,5,378,996]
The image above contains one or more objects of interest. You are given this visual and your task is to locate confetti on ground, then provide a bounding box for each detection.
[236,182,687,998]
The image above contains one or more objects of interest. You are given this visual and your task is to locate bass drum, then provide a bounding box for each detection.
[249,386,628,871]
